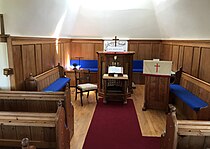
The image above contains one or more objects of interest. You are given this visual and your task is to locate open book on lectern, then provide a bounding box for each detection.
[108,66,123,74]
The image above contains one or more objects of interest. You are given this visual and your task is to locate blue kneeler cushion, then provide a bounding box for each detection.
[70,59,144,73]
[170,84,208,111]
[43,77,70,92]
[70,60,98,72]
[133,60,143,72]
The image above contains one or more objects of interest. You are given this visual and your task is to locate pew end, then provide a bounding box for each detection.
[161,105,210,149]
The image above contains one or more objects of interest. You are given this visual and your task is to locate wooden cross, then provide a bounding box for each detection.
[112,36,119,47]
[154,63,160,73]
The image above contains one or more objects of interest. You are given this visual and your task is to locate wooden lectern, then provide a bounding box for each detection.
[142,60,172,111]
[97,51,135,97]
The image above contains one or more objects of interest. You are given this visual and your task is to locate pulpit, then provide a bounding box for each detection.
[97,51,135,97]
[142,60,172,111]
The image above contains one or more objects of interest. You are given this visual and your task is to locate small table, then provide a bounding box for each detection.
[103,74,128,104]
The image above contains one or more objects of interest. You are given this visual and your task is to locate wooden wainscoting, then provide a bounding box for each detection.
[7,36,71,90]
[161,40,210,84]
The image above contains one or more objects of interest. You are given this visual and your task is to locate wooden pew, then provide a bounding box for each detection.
[0,87,74,147]
[24,64,74,138]
[25,63,69,91]
[170,71,210,120]
[161,105,210,149]
[0,105,69,149]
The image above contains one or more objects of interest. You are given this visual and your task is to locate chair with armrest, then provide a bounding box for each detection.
[74,69,98,106]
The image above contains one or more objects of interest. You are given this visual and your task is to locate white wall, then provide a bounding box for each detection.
[152,0,210,39]
[0,0,210,39]
[0,42,10,90]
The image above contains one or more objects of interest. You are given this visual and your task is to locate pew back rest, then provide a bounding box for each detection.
[0,91,65,113]
[35,66,60,91]
[0,106,69,149]
[0,88,73,140]
[180,73,210,115]
[70,60,98,72]
[25,64,69,91]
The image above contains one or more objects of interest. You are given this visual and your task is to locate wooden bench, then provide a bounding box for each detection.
[25,63,70,91]
[170,72,210,120]
[161,106,210,149]
[0,105,69,149]
[0,87,74,148]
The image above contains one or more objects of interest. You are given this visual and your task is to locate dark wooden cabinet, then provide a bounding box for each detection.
[143,75,170,111]
[97,51,135,96]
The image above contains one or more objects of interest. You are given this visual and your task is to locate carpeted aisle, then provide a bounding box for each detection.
[83,99,160,149]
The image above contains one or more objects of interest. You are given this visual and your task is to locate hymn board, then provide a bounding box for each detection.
[97,36,135,97]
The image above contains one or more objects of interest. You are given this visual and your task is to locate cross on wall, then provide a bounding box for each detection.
[154,63,160,73]
[112,36,119,47]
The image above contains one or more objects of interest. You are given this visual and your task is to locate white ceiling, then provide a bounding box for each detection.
[1,0,210,39]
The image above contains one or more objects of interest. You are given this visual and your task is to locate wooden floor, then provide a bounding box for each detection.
[70,85,166,149]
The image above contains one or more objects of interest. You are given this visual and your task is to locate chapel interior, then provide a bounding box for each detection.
[1,0,210,149]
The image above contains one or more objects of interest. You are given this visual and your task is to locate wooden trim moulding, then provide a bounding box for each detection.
[71,39,103,44]
[161,40,210,48]
[128,40,162,44]
[10,36,71,45]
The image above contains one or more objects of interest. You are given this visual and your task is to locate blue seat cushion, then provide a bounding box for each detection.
[170,84,208,111]
[133,60,143,72]
[70,60,98,72]
[43,77,70,92]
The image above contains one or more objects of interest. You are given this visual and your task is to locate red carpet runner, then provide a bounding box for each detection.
[83,99,160,149]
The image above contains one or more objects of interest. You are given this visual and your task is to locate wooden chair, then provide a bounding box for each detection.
[74,69,98,106]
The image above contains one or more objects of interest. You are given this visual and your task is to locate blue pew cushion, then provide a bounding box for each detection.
[170,84,208,111]
[70,60,98,72]
[43,77,70,92]
[133,60,143,72]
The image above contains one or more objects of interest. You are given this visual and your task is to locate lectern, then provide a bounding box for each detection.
[97,51,135,97]
[142,60,172,111]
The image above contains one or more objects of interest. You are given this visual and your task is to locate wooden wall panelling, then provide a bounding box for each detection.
[42,43,52,72]
[81,43,95,59]
[199,48,210,83]
[182,46,193,74]
[71,40,103,60]
[191,47,201,77]
[94,43,103,60]
[70,43,81,59]
[22,45,36,80]
[35,44,42,75]
[57,43,61,66]
[160,44,172,61]
[60,43,64,66]
[138,43,152,60]
[50,43,56,67]
[151,43,160,59]
[171,45,179,71]
[178,46,184,70]
[12,45,24,90]
[128,43,139,60]
[64,42,71,68]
